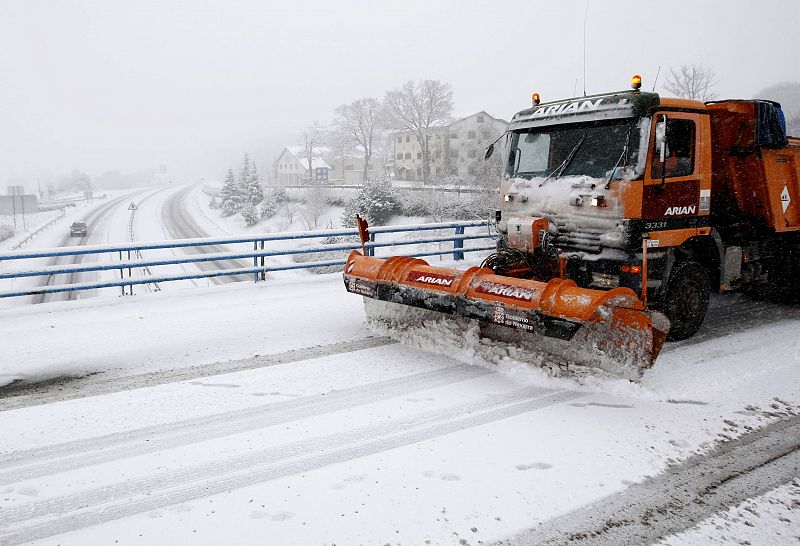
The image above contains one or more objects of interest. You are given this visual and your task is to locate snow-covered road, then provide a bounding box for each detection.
[1,271,798,545]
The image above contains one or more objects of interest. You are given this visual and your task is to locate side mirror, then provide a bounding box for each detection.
[484,144,494,160]
[655,114,668,163]
[656,114,668,188]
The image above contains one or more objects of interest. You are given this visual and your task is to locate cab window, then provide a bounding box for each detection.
[651,118,695,178]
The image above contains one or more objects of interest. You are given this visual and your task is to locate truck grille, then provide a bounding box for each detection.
[554,223,606,253]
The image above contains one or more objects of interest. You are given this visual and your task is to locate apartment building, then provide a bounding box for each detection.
[390,111,508,182]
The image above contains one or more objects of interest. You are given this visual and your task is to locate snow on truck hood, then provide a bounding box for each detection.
[500,175,628,253]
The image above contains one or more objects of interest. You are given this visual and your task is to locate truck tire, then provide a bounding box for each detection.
[765,249,800,304]
[662,261,710,341]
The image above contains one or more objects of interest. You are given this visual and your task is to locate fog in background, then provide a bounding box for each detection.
[2,0,798,191]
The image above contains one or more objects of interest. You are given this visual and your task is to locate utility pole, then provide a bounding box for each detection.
[10,191,16,230]
[20,192,26,230]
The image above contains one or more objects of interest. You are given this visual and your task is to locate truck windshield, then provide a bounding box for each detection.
[506,118,641,180]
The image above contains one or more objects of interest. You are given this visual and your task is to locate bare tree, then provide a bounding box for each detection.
[384,80,454,182]
[277,200,299,231]
[333,98,383,181]
[372,130,394,177]
[664,64,719,101]
[300,187,330,230]
[323,126,355,184]
[299,122,324,184]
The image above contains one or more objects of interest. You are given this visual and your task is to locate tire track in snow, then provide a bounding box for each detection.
[497,415,800,546]
[663,294,800,354]
[0,389,582,544]
[0,363,491,484]
[0,336,395,410]
[161,184,249,284]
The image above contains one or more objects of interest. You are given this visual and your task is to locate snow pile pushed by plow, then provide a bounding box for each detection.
[364,298,653,382]
[344,251,668,381]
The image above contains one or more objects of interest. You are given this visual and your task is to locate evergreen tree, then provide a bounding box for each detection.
[220,168,242,217]
[246,161,264,205]
[239,153,252,191]
[241,201,259,226]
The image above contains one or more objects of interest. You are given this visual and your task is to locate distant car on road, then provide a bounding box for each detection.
[70,221,88,237]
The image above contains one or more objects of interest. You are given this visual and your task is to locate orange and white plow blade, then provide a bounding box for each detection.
[343,251,670,377]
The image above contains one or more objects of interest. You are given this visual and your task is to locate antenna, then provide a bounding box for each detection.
[582,0,590,96]
[652,66,661,92]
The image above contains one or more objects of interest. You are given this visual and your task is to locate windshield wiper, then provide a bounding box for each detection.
[540,134,586,186]
[604,124,633,189]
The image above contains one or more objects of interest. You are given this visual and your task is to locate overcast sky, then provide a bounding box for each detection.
[1,0,798,186]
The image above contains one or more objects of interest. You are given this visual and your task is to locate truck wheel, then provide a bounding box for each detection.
[662,261,710,341]
[766,250,800,304]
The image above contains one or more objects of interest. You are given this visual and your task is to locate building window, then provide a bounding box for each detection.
[468,149,477,158]
[451,149,459,158]
[477,115,485,124]
[344,164,354,170]
[396,153,403,160]
[404,152,411,159]
[467,130,476,139]
[417,167,422,176]
[397,136,402,143]
[449,132,458,139]
[406,135,411,143]
[417,152,422,159]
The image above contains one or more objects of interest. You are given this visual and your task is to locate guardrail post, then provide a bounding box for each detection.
[453,226,465,260]
[259,241,265,281]
[127,250,134,295]
[253,241,258,283]
[119,251,125,296]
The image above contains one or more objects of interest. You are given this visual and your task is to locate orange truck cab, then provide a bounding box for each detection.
[497,82,800,340]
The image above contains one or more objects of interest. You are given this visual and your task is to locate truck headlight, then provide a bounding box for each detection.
[590,272,619,288]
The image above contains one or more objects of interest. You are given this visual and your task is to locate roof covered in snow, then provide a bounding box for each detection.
[277,146,331,170]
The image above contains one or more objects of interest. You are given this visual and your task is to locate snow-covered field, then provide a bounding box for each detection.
[1,182,798,545]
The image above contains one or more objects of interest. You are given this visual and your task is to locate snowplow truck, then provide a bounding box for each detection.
[344,76,800,375]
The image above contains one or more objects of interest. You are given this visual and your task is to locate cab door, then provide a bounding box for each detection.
[642,112,707,225]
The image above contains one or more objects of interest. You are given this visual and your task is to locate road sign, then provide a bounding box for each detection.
[128,202,138,211]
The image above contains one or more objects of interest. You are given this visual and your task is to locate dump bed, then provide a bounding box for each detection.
[707,100,800,233]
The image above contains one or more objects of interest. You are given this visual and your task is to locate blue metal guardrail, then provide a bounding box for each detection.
[0,220,495,299]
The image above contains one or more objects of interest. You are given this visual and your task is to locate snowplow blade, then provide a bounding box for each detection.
[343,251,669,376]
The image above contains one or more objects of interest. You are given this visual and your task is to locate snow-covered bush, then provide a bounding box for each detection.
[0,224,14,242]
[291,222,357,274]
[271,187,287,204]
[259,188,286,219]
[397,190,432,217]
[208,196,221,210]
[340,177,399,227]
[240,202,259,226]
